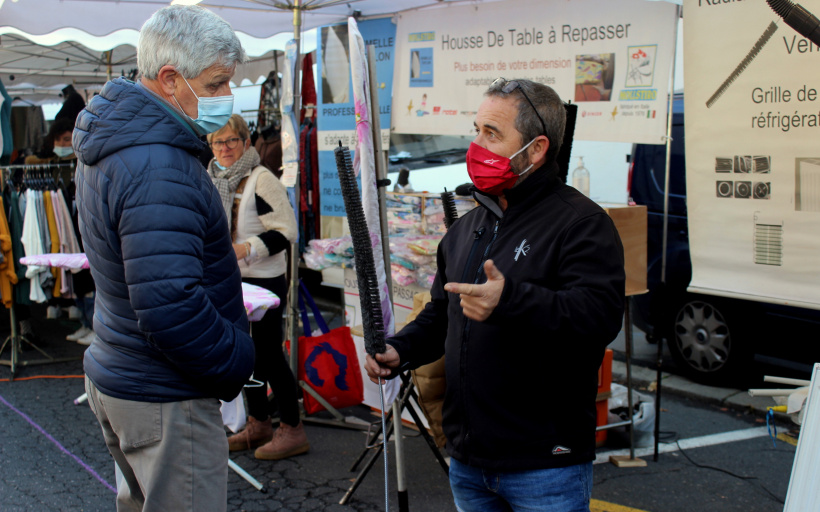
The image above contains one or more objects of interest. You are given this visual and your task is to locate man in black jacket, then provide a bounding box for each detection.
[365,78,625,511]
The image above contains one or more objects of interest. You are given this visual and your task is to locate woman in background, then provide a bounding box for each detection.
[207,114,308,461]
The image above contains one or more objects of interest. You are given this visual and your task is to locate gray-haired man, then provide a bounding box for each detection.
[74,5,255,511]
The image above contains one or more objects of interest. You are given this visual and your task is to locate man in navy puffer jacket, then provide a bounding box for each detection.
[73,6,255,511]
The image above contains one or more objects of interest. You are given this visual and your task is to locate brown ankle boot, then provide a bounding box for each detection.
[228,416,273,452]
[254,421,310,460]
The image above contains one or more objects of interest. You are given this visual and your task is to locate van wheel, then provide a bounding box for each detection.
[666,295,749,386]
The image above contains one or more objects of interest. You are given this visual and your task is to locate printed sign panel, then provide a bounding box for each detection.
[317,17,396,216]
[391,0,677,143]
[684,0,820,309]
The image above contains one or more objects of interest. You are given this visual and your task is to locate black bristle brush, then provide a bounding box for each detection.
[335,143,392,512]
[334,143,386,357]
[441,188,458,230]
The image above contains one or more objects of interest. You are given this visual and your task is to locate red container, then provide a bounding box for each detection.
[595,398,609,447]
[598,348,613,393]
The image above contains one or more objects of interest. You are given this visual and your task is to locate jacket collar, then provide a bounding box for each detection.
[472,161,563,218]
[75,78,206,167]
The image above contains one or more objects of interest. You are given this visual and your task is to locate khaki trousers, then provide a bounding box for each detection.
[85,377,228,512]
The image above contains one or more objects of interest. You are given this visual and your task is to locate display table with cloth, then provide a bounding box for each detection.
[20,253,281,317]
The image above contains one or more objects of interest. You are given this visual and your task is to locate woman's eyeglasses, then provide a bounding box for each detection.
[492,77,548,137]
[209,137,244,150]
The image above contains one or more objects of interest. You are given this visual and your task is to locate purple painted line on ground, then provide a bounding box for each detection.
[0,392,117,494]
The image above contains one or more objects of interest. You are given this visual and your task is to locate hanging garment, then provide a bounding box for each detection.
[54,85,86,123]
[43,191,62,296]
[0,93,5,159]
[49,189,69,296]
[0,79,12,160]
[297,120,320,253]
[298,122,311,254]
[35,190,55,298]
[0,197,19,308]
[254,131,282,178]
[308,122,320,240]
[55,189,81,297]
[36,190,50,259]
[22,189,48,302]
[10,106,46,152]
[56,189,80,254]
[7,188,30,305]
[300,53,317,125]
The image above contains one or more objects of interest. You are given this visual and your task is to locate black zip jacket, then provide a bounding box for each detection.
[389,162,625,471]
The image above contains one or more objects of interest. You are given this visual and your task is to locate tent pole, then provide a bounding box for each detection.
[367,44,407,511]
[287,0,303,376]
[655,4,682,463]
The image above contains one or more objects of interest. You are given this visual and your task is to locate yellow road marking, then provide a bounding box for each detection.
[777,432,798,446]
[591,498,651,512]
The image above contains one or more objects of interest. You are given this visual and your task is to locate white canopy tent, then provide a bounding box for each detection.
[0,0,452,103]
[0,0,437,47]
[0,33,137,104]
[0,33,290,106]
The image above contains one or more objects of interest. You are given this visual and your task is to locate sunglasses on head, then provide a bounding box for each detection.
[492,77,547,137]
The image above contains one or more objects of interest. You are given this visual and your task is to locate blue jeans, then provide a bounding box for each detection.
[449,458,592,512]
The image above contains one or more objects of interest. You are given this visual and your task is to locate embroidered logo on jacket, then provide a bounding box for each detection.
[552,445,572,455]
[514,239,530,261]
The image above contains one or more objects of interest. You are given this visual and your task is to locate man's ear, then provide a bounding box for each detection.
[530,135,549,165]
[155,65,179,97]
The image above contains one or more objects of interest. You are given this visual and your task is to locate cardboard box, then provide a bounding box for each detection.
[601,204,647,297]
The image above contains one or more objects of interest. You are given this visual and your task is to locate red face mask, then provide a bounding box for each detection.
[466,140,535,196]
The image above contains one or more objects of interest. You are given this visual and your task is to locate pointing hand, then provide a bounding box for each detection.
[443,259,505,322]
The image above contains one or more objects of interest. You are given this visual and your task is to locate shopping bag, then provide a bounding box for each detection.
[289,280,364,415]
[220,393,246,433]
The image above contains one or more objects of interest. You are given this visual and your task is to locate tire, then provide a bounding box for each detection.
[665,295,750,386]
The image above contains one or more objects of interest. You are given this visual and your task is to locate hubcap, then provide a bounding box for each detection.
[674,301,731,373]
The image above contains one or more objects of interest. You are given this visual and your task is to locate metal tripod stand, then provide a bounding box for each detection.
[340,371,449,508]
[0,301,79,379]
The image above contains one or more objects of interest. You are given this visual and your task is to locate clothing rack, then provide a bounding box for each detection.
[0,162,82,379]
[0,162,76,192]
[2,163,75,169]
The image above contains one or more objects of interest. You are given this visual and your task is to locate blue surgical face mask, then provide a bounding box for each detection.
[174,76,234,135]
[214,160,227,170]
[53,146,74,158]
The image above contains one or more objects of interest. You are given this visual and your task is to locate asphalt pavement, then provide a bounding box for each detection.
[608,326,792,421]
[0,312,455,512]
[0,308,803,511]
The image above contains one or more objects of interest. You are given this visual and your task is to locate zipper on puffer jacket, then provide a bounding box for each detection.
[459,220,500,452]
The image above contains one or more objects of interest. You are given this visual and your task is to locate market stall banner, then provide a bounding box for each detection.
[684,0,820,310]
[391,0,677,144]
[316,17,395,217]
